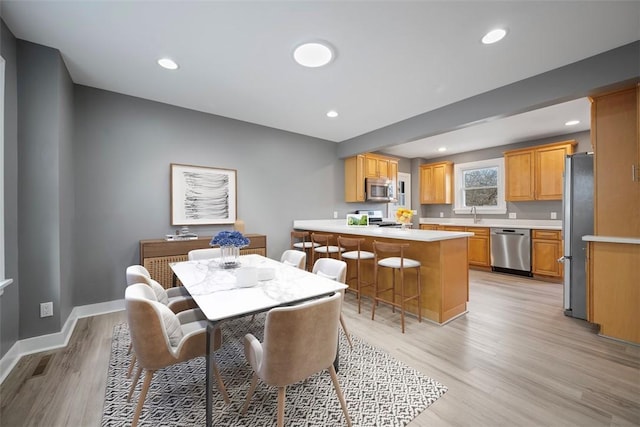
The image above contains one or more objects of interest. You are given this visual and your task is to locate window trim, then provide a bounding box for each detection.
[453,157,507,214]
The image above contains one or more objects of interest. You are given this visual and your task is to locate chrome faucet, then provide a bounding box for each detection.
[470,206,478,224]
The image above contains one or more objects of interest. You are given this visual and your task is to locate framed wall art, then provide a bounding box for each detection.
[170,163,237,225]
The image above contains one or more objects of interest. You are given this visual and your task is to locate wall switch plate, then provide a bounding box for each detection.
[40,302,53,318]
[333,211,338,219]
[550,212,557,219]
[508,212,517,219]
[439,212,444,218]
[412,210,417,215]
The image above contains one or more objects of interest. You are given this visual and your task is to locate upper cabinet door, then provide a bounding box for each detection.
[505,150,535,201]
[536,143,575,200]
[420,161,453,204]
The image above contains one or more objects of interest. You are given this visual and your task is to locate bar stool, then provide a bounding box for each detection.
[371,240,422,333]
[311,233,344,267]
[290,230,318,271]
[338,236,375,314]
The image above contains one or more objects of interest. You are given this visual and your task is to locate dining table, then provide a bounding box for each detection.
[170,253,348,427]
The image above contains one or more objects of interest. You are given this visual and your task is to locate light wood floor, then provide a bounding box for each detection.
[1,270,639,426]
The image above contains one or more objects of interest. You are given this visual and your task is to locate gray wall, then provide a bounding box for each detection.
[17,40,75,337]
[411,131,591,221]
[72,86,347,305]
[1,19,20,359]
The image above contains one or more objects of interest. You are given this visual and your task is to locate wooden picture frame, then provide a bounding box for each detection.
[170,163,237,225]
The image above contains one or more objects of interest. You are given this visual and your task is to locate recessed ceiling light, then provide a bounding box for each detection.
[565,120,580,126]
[157,58,179,70]
[482,28,507,44]
[438,147,447,152]
[327,110,339,118]
[293,42,334,68]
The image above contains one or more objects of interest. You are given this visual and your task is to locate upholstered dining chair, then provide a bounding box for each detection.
[312,258,354,349]
[125,265,199,378]
[126,264,196,313]
[280,249,307,270]
[241,292,352,427]
[187,247,222,261]
[125,283,229,427]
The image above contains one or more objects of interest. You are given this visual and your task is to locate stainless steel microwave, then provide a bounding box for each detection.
[366,177,396,202]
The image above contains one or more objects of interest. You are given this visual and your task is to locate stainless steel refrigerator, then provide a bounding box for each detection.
[561,152,594,320]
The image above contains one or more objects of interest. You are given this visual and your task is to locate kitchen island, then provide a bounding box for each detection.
[293,220,473,324]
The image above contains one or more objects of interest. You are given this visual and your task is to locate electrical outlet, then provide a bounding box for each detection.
[40,302,53,318]
[333,211,338,219]
[411,210,417,215]
[550,212,557,219]
[439,212,444,218]
[508,212,517,219]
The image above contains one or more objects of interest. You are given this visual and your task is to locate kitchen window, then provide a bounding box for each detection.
[453,158,507,214]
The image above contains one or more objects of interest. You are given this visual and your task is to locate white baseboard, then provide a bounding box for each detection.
[0,299,124,384]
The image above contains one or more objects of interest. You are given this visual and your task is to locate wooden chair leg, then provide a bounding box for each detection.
[128,365,142,402]
[132,369,154,427]
[277,386,286,427]
[127,353,137,378]
[241,373,259,414]
[329,365,352,427]
[339,314,354,349]
[211,359,230,404]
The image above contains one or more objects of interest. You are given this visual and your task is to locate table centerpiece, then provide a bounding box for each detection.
[211,231,250,269]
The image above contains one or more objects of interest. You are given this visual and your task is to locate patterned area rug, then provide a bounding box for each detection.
[102,316,447,426]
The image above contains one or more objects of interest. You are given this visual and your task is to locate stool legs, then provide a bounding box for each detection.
[371,265,421,333]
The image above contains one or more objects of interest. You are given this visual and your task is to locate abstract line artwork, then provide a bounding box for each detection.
[171,164,237,225]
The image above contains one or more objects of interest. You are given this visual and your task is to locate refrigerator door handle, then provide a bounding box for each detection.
[558,255,571,263]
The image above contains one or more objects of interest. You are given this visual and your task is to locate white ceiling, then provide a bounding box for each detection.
[2,1,638,158]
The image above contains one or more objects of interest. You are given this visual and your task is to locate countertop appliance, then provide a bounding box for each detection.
[365,177,396,203]
[355,210,402,227]
[560,152,593,320]
[490,228,532,276]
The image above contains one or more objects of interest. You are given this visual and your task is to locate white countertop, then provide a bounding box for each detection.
[419,217,563,230]
[582,235,640,245]
[294,219,473,242]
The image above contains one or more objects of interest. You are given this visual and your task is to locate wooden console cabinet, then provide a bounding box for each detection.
[139,234,267,288]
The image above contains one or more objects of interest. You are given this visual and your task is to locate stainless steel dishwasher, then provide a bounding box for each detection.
[490,228,532,276]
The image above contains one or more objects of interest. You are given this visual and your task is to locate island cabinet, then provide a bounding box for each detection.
[294,221,471,324]
[531,229,563,278]
[344,153,398,202]
[504,140,576,201]
[419,161,453,204]
[139,234,267,288]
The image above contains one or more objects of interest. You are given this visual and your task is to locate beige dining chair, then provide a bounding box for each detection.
[126,264,196,313]
[125,283,229,427]
[241,292,352,427]
[187,247,222,261]
[312,258,354,349]
[280,249,306,270]
[125,265,200,378]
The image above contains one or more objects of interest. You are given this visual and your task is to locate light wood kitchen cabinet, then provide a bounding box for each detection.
[344,153,398,202]
[591,86,640,237]
[420,224,490,267]
[419,161,453,204]
[505,140,576,201]
[532,229,563,278]
[467,226,491,267]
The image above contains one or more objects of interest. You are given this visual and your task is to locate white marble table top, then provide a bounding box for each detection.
[171,254,347,322]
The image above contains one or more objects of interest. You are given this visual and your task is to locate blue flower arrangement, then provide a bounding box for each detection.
[211,230,250,248]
